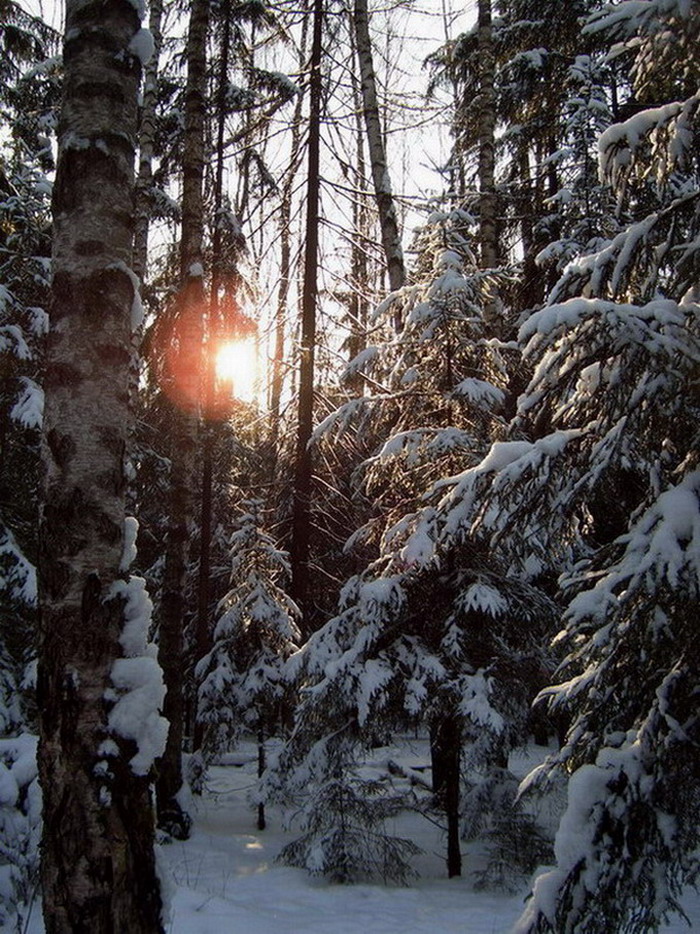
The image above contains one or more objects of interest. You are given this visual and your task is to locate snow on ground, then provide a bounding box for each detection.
[157,740,699,934]
[161,747,523,934]
[23,738,700,933]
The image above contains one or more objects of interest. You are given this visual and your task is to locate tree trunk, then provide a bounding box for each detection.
[128,0,163,514]
[269,15,308,451]
[38,1,164,930]
[192,427,213,755]
[518,144,544,313]
[545,133,561,293]
[257,723,266,831]
[132,0,163,283]
[193,6,231,752]
[430,715,462,878]
[353,0,405,325]
[156,0,210,839]
[290,0,323,635]
[441,0,466,203]
[477,0,499,328]
[347,43,369,394]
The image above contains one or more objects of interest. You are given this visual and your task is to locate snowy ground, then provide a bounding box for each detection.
[160,741,699,934]
[161,746,526,934]
[24,739,700,933]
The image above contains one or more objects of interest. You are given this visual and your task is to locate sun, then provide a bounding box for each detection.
[215,339,258,404]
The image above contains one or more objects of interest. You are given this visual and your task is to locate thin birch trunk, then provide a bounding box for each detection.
[347,27,369,393]
[156,0,210,838]
[477,0,499,326]
[128,0,163,511]
[38,0,163,929]
[353,0,405,325]
[132,0,163,283]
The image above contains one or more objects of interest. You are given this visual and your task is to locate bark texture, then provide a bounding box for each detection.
[354,0,405,314]
[38,1,163,930]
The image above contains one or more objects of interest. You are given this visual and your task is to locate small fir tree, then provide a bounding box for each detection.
[197,500,299,828]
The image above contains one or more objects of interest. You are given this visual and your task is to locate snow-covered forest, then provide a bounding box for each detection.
[0,0,699,931]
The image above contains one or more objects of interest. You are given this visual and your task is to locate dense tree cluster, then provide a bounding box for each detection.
[0,0,698,931]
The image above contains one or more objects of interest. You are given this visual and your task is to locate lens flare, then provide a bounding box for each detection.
[215,339,257,403]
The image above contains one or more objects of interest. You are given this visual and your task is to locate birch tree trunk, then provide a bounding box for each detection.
[477,0,499,329]
[353,0,405,321]
[477,0,498,273]
[132,0,163,283]
[38,1,164,930]
[156,0,210,838]
[347,34,369,393]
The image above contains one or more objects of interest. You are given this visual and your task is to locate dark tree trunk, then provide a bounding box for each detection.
[156,0,210,839]
[518,144,544,313]
[290,0,323,635]
[269,15,308,452]
[193,3,232,754]
[38,1,164,929]
[545,133,561,293]
[430,715,462,878]
[257,723,266,831]
[192,426,213,755]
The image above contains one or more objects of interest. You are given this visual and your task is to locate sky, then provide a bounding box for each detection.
[14,0,477,404]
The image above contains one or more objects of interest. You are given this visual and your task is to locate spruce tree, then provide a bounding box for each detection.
[423,3,700,929]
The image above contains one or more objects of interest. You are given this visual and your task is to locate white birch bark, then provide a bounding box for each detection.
[477,0,499,328]
[38,0,164,929]
[133,0,164,283]
[478,0,498,272]
[353,0,405,311]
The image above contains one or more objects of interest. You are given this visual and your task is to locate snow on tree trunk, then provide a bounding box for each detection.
[353,0,405,320]
[38,1,165,930]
